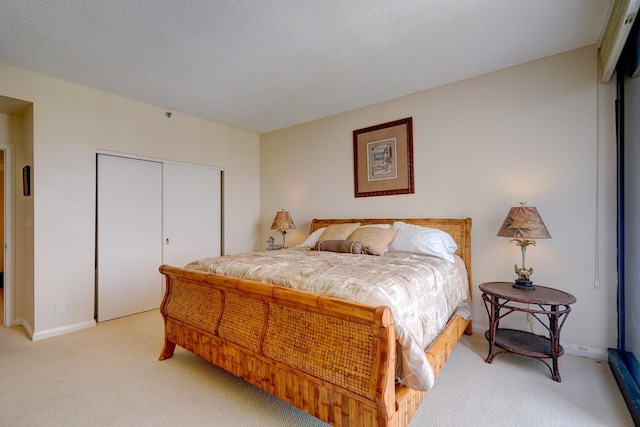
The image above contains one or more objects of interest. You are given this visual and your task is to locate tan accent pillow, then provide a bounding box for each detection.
[316,240,361,254]
[347,227,397,255]
[317,223,361,241]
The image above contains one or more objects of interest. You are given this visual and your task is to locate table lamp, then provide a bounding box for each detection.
[271,209,296,248]
[497,202,551,290]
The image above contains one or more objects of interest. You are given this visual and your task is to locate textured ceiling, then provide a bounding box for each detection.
[0,0,613,133]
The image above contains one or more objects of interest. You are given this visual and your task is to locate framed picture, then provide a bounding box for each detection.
[353,117,414,198]
[23,165,31,196]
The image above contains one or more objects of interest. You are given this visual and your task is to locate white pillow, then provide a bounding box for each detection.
[387,221,457,262]
[296,227,326,248]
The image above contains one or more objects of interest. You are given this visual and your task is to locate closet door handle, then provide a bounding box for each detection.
[165,238,170,244]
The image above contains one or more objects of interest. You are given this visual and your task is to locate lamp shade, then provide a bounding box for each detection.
[271,209,296,231]
[497,205,551,239]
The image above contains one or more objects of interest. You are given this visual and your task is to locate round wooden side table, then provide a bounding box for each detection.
[479,281,577,382]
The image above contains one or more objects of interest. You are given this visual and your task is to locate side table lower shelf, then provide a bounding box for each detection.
[485,329,564,359]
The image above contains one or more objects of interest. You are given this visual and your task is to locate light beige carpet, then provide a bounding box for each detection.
[0,310,633,426]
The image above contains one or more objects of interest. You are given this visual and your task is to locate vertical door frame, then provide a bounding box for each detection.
[1,144,12,327]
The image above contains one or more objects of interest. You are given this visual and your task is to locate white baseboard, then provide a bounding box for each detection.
[562,342,608,361]
[471,324,608,361]
[31,319,96,341]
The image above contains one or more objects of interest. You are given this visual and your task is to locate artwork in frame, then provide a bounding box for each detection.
[22,165,31,196]
[353,117,414,197]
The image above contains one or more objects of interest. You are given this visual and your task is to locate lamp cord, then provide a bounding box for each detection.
[527,304,535,334]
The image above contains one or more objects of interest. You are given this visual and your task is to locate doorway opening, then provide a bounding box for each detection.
[0,94,29,329]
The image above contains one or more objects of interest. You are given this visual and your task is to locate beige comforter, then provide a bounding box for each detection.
[184,248,470,391]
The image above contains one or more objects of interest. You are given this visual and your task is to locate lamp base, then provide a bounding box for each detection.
[513,279,535,291]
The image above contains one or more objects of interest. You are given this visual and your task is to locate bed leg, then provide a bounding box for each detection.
[464,320,473,335]
[159,339,176,361]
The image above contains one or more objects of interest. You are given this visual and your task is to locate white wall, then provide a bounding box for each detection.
[0,62,261,337]
[260,45,618,353]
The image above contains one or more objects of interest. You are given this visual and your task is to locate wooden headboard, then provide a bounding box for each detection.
[309,217,472,293]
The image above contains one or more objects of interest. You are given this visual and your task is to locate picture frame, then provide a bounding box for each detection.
[353,117,414,198]
[23,165,31,196]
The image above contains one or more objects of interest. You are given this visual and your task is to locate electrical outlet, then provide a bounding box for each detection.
[594,280,600,289]
[55,301,66,314]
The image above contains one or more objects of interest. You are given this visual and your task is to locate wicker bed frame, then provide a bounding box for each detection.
[158,218,472,427]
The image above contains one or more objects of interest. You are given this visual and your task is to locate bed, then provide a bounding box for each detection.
[158,218,472,427]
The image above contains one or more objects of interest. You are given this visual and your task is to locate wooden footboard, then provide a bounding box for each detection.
[158,217,472,427]
[159,265,470,427]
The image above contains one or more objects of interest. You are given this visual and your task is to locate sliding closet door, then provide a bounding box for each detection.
[162,162,221,267]
[97,154,163,322]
